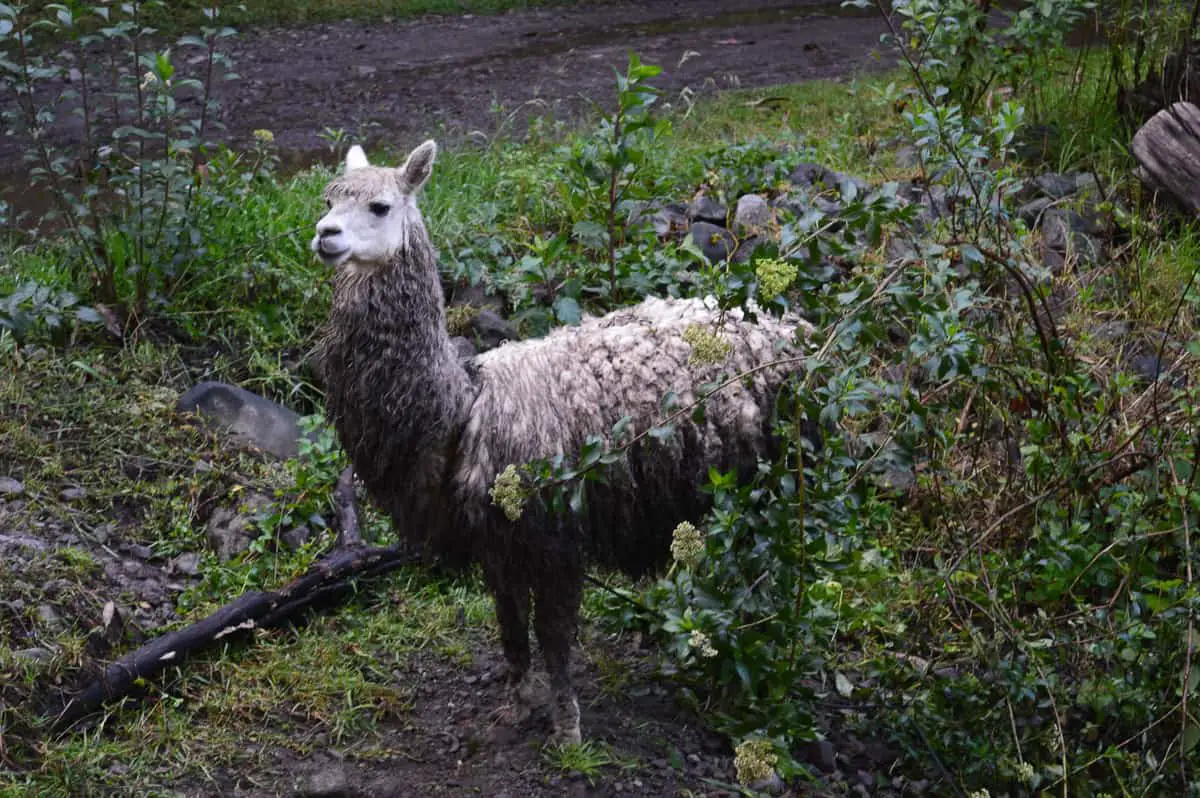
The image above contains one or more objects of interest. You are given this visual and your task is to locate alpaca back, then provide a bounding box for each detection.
[452,296,806,576]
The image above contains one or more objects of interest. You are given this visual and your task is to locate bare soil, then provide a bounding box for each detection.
[0,0,893,171]
[219,0,892,156]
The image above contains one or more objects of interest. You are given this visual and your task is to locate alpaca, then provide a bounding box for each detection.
[312,140,811,744]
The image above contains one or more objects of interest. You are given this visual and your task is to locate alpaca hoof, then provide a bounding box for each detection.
[550,694,581,746]
[490,671,540,726]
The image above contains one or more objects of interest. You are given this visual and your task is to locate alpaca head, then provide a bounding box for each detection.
[311,140,438,271]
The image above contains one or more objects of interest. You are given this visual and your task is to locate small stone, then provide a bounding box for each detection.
[687,195,727,225]
[734,193,772,234]
[128,543,153,560]
[355,65,377,78]
[59,486,85,502]
[206,493,271,562]
[0,476,24,496]
[1074,172,1101,197]
[13,647,52,663]
[1033,172,1078,199]
[688,221,736,263]
[170,552,202,576]
[300,765,350,797]
[803,739,838,773]
[193,459,213,473]
[1016,196,1054,226]
[651,204,689,237]
[732,235,763,263]
[469,309,519,352]
[281,525,313,550]
[36,604,63,629]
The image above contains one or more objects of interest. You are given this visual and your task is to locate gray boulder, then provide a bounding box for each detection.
[689,222,736,263]
[469,309,519,351]
[787,162,869,196]
[1041,208,1106,269]
[178,382,309,460]
[687,195,728,225]
[734,194,773,235]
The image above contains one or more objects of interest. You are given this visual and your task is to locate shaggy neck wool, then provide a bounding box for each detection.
[321,222,475,500]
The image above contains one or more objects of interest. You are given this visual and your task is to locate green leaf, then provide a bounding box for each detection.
[554,295,582,326]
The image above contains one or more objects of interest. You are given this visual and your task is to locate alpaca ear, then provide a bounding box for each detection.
[345,145,370,173]
[398,139,437,191]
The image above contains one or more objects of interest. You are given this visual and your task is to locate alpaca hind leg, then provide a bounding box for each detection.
[533,570,583,745]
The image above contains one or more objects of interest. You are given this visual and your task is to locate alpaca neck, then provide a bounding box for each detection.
[324,224,473,487]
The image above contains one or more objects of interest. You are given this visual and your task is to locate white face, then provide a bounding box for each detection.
[311,140,438,270]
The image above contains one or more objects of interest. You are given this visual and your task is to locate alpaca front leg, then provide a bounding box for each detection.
[533,574,582,745]
[488,580,535,724]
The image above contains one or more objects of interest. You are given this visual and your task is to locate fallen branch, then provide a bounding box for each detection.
[50,468,417,734]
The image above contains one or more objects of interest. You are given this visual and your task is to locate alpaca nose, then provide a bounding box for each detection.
[318,222,342,238]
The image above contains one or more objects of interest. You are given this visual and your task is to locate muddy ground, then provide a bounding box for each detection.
[0,0,894,173]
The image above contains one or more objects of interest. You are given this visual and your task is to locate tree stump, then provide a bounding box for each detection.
[1131,101,1200,215]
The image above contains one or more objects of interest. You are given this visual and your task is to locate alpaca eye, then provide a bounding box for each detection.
[368,202,391,217]
[324,199,332,209]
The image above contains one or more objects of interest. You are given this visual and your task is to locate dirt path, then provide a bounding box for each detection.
[223,0,890,155]
[0,0,893,174]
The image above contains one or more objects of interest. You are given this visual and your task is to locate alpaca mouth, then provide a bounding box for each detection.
[316,243,349,264]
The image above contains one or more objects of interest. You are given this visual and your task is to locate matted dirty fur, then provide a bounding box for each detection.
[314,140,811,744]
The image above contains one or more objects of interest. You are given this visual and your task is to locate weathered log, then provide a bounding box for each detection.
[50,469,417,734]
[1131,101,1200,214]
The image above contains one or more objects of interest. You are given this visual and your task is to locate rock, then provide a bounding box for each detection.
[59,486,85,502]
[651,204,689,237]
[13,647,53,663]
[1129,352,1177,386]
[734,193,772,234]
[178,382,310,460]
[1033,172,1078,199]
[355,65,376,78]
[206,493,271,562]
[1041,208,1105,267]
[0,533,47,552]
[0,476,24,496]
[813,196,843,216]
[687,195,727,225]
[689,221,736,263]
[446,280,504,315]
[788,162,869,195]
[127,543,153,560]
[1075,172,1102,197]
[801,739,838,773]
[732,235,764,264]
[469,309,519,351]
[36,604,63,629]
[299,764,351,797]
[1016,196,1054,226]
[885,236,919,262]
[170,552,202,576]
[281,525,313,550]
